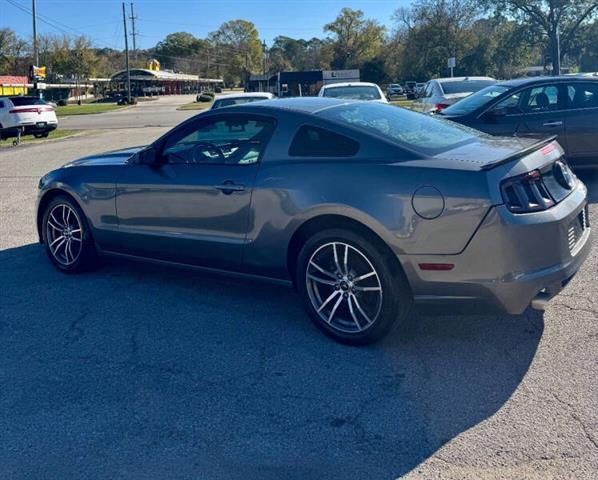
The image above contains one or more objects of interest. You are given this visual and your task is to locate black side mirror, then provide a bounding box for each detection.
[136,146,158,165]
[489,107,507,117]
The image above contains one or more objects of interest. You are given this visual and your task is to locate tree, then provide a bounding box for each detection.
[209,20,263,84]
[324,8,385,69]
[0,28,28,75]
[479,1,598,74]
[152,32,208,73]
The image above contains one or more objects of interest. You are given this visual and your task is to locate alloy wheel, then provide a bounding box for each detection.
[46,203,83,266]
[306,241,383,333]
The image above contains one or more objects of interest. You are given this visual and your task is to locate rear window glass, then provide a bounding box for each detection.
[439,80,496,95]
[319,102,478,154]
[289,125,359,157]
[322,86,381,101]
[10,97,47,106]
[212,97,267,109]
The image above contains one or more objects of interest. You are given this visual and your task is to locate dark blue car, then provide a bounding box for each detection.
[439,76,598,170]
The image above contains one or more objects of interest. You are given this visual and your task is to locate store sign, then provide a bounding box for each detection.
[323,70,360,81]
[29,65,46,81]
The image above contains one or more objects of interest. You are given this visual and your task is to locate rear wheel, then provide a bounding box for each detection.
[34,132,49,138]
[42,195,99,273]
[296,229,411,345]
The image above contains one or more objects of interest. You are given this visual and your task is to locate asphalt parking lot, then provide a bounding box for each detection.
[0,97,596,479]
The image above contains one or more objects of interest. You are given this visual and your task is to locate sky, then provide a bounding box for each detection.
[1,0,412,49]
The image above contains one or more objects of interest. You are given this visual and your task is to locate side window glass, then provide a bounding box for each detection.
[0,101,4,108]
[522,85,559,112]
[289,125,359,157]
[163,116,275,165]
[492,92,521,114]
[567,83,598,109]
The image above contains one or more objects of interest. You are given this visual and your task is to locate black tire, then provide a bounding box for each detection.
[41,195,99,273]
[296,229,412,345]
[34,132,49,138]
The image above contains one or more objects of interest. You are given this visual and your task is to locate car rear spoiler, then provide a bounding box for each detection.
[480,135,558,171]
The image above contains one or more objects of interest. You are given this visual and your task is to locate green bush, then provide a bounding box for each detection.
[198,94,213,102]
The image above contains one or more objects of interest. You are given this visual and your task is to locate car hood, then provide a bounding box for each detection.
[64,146,145,167]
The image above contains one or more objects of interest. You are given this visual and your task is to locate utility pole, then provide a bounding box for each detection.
[122,2,132,103]
[262,40,267,75]
[32,0,39,65]
[129,2,138,61]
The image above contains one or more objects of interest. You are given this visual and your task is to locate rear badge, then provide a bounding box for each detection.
[553,161,574,190]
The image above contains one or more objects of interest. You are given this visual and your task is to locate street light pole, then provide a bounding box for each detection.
[122,2,132,103]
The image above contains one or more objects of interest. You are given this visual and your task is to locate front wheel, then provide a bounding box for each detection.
[42,195,99,273]
[296,229,411,345]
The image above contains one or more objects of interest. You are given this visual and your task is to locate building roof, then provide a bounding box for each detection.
[0,75,28,85]
[110,68,222,83]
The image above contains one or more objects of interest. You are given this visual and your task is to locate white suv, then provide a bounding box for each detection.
[0,96,58,141]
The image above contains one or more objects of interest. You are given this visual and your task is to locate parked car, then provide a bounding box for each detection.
[411,77,497,113]
[36,98,591,344]
[386,84,404,97]
[318,82,388,103]
[0,96,58,141]
[211,92,274,110]
[439,76,598,169]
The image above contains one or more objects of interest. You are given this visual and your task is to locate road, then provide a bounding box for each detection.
[58,95,202,130]
[0,105,597,479]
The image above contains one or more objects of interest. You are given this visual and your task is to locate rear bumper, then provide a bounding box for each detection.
[402,181,591,314]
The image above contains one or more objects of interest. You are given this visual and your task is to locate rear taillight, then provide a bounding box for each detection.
[501,169,555,213]
[435,103,449,111]
[9,106,54,114]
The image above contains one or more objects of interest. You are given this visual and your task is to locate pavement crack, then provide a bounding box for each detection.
[64,312,88,345]
[552,393,598,450]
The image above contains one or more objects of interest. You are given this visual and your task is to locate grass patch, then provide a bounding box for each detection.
[0,129,83,147]
[177,101,212,111]
[56,104,127,116]
[390,98,414,109]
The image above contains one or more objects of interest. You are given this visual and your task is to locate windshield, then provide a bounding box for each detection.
[10,97,47,106]
[322,86,381,101]
[319,102,478,154]
[212,97,267,109]
[439,80,496,95]
[442,85,511,115]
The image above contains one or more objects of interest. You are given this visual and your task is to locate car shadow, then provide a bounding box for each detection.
[0,244,544,479]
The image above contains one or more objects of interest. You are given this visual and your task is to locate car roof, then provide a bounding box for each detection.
[214,92,273,100]
[433,76,495,83]
[231,96,354,114]
[499,75,598,87]
[322,82,379,89]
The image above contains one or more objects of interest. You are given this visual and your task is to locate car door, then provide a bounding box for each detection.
[517,83,567,148]
[563,81,598,165]
[115,113,276,271]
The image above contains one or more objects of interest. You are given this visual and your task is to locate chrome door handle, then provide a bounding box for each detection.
[214,181,245,194]
[543,121,563,127]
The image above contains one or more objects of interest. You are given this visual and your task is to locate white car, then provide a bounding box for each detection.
[318,82,388,103]
[210,92,274,110]
[411,77,497,113]
[0,96,58,140]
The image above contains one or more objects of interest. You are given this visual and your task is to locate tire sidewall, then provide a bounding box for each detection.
[42,195,96,273]
[296,229,410,345]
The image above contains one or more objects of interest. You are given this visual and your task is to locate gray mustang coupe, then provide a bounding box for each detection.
[36,98,591,344]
